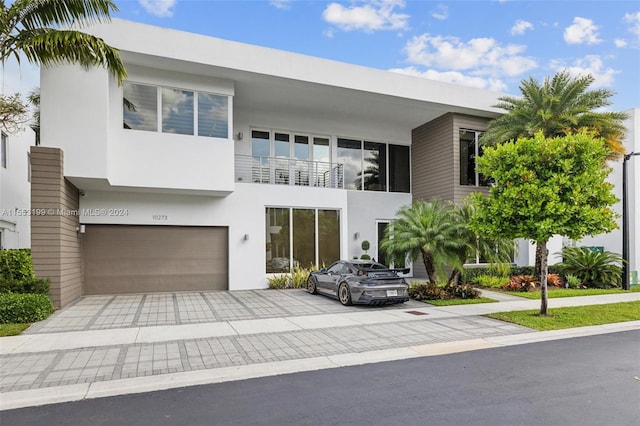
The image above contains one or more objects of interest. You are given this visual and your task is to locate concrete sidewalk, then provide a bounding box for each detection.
[1,289,639,410]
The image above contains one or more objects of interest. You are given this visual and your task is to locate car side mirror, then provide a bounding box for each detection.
[319,268,327,273]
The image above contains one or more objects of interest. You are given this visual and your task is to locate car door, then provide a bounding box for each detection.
[317,262,343,295]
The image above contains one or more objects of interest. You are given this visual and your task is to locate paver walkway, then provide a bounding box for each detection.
[1,289,639,410]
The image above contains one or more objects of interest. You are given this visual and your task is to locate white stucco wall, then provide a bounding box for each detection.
[0,128,34,249]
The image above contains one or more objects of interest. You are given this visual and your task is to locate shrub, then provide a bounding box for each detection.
[503,275,537,292]
[0,249,35,282]
[462,265,563,283]
[0,249,49,294]
[409,282,447,300]
[409,282,480,300]
[546,273,563,287]
[472,275,510,288]
[446,283,480,299]
[267,264,318,289]
[0,293,55,324]
[559,246,623,288]
[565,274,582,289]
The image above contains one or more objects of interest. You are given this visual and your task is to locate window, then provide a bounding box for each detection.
[460,129,489,186]
[389,144,410,192]
[1,132,8,168]
[162,88,193,135]
[123,82,229,138]
[123,83,157,131]
[266,207,341,273]
[337,138,361,190]
[363,142,386,191]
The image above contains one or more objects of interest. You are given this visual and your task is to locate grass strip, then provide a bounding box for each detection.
[0,323,30,337]
[504,287,640,299]
[486,301,640,331]
[425,297,498,306]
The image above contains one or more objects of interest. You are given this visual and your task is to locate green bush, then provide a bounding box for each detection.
[565,274,582,289]
[409,282,447,300]
[409,282,480,300]
[559,247,623,288]
[0,293,55,324]
[472,275,510,288]
[0,276,50,294]
[0,249,35,282]
[0,249,49,294]
[462,264,562,283]
[446,283,480,299]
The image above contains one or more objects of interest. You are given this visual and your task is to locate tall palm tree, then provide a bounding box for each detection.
[381,199,466,283]
[1,0,126,83]
[482,71,628,160]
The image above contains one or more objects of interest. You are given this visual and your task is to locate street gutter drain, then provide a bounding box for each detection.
[405,310,428,316]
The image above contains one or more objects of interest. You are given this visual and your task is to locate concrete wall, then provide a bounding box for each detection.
[0,128,34,249]
[30,147,81,308]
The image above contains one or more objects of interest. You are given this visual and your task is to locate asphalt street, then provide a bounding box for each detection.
[3,330,639,426]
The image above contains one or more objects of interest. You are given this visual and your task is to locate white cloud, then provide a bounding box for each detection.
[624,12,640,41]
[511,19,533,35]
[389,66,508,92]
[270,0,291,10]
[403,34,537,77]
[550,55,617,88]
[139,0,176,18]
[614,38,628,48]
[323,0,409,32]
[564,17,602,45]
[431,4,448,21]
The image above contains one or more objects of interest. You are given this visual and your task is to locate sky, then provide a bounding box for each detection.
[2,0,640,111]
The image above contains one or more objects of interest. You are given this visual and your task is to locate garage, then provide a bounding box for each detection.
[82,225,228,294]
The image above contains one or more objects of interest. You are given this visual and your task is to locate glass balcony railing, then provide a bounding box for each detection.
[235,155,344,189]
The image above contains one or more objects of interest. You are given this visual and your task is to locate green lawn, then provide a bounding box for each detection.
[0,323,30,337]
[424,297,498,306]
[504,286,640,299]
[487,301,640,330]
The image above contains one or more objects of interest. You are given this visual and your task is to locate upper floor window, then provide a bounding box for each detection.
[337,137,410,193]
[123,82,229,138]
[460,129,489,187]
[1,132,7,168]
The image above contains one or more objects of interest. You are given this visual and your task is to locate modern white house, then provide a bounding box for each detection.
[33,19,638,307]
[0,127,33,249]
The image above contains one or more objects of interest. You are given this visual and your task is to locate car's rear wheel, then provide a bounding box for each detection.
[307,276,318,294]
[338,283,352,306]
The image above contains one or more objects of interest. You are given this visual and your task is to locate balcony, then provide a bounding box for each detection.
[235,155,344,189]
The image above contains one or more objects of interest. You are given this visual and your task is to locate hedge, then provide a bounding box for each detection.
[0,293,55,324]
[462,265,564,283]
[0,249,50,294]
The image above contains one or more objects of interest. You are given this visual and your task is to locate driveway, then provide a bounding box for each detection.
[26,290,426,334]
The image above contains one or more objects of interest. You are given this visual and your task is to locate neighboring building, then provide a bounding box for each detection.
[0,127,33,249]
[577,108,639,285]
[34,19,637,307]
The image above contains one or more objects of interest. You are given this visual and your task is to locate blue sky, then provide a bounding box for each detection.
[3,0,640,110]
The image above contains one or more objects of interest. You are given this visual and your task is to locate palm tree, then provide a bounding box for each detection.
[1,0,126,132]
[381,199,465,283]
[482,71,628,161]
[1,0,126,82]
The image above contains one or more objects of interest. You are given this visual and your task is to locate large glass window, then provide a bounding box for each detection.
[389,144,410,192]
[266,207,341,272]
[460,129,489,186]
[123,82,229,139]
[198,93,228,138]
[363,141,387,191]
[123,82,157,131]
[337,138,362,190]
[293,209,315,267]
[1,132,7,168]
[319,210,341,267]
[162,88,194,135]
[251,130,270,183]
[266,208,290,273]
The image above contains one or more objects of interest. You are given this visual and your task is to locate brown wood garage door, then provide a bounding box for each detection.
[82,225,228,294]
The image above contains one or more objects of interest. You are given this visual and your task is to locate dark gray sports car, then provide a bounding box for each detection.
[307,260,410,306]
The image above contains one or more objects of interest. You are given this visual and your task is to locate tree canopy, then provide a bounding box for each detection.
[481,71,628,161]
[469,131,618,314]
